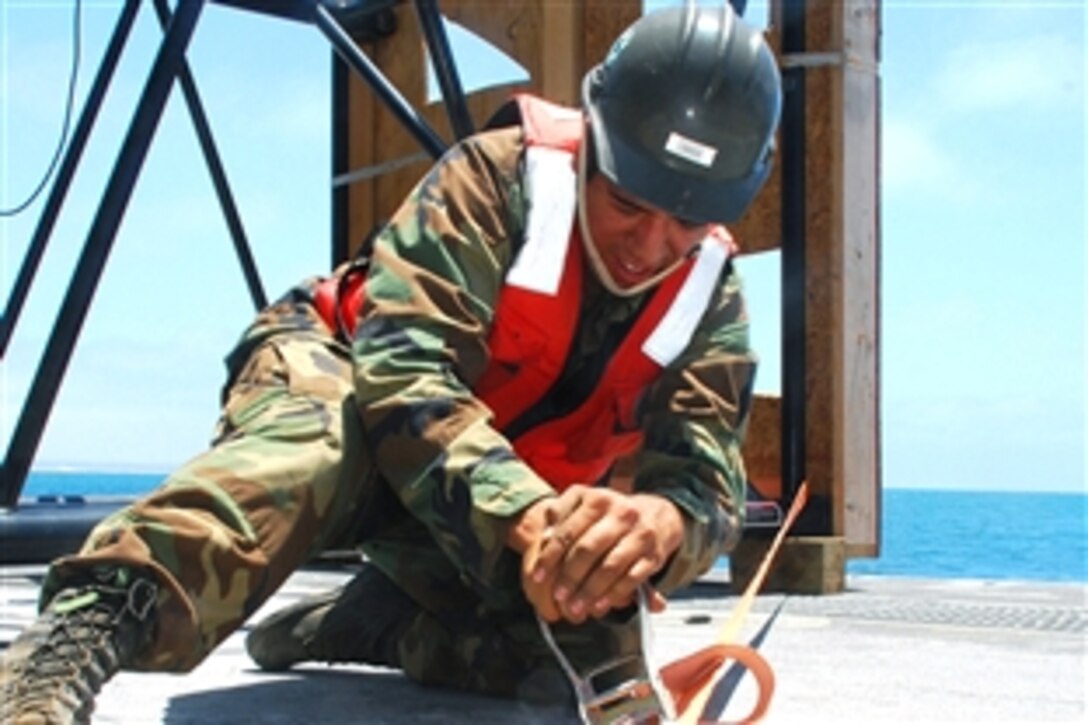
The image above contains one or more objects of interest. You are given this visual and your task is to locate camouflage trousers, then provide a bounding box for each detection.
[41,325,644,699]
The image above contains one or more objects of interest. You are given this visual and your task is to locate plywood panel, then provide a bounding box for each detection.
[342,0,644,252]
[441,1,541,79]
[742,393,783,502]
[732,28,783,257]
[370,4,432,231]
[732,156,782,256]
[346,69,376,258]
[540,1,581,105]
[583,1,641,68]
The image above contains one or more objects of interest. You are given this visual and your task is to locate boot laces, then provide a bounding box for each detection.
[3,575,157,720]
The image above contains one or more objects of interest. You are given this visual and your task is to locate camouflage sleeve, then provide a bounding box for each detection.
[636,263,755,592]
[351,128,556,589]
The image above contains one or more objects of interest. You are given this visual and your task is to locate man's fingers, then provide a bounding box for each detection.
[530,487,590,583]
[577,535,662,619]
[521,527,562,621]
[647,587,668,613]
[522,487,590,621]
[524,487,679,624]
[551,516,626,614]
[561,499,673,621]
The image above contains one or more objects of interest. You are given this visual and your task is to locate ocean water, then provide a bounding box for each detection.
[20,472,1088,583]
[24,471,166,499]
[846,488,1087,583]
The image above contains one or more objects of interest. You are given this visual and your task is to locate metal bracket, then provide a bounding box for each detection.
[781,49,879,74]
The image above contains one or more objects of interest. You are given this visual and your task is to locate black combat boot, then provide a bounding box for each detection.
[245,564,416,671]
[0,566,157,725]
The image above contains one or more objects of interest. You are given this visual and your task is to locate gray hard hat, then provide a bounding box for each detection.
[582,4,782,224]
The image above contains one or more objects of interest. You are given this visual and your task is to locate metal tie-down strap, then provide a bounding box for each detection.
[538,586,675,725]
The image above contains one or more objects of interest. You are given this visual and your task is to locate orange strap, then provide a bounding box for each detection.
[663,481,810,724]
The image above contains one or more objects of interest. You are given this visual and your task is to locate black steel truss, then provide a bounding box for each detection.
[0,0,472,506]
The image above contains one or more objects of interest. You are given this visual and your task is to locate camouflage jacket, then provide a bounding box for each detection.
[237,123,755,596]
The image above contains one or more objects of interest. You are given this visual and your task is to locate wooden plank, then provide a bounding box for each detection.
[441,1,540,81]
[582,1,641,68]
[742,393,783,502]
[733,27,783,256]
[540,1,580,105]
[837,0,881,557]
[805,0,881,553]
[371,3,439,230]
[732,150,782,256]
[730,535,846,594]
[361,2,549,230]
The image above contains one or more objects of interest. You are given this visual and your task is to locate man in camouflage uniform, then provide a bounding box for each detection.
[0,5,782,723]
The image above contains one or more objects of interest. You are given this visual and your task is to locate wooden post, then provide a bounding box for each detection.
[800,0,881,558]
[732,0,881,594]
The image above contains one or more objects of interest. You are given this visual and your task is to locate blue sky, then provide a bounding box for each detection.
[1,0,1084,494]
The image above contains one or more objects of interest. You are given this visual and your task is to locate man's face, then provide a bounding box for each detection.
[582,174,711,290]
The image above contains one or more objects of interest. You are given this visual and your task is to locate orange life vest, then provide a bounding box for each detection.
[315,95,730,491]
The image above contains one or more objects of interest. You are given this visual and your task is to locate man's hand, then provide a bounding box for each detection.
[505,494,566,621]
[508,485,684,624]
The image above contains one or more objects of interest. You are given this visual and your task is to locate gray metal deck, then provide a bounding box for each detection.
[2,566,1084,723]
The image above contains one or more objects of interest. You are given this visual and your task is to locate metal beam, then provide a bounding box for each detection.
[0,0,209,506]
[152,0,267,311]
[780,0,807,507]
[414,0,474,141]
[314,1,447,160]
[0,0,142,359]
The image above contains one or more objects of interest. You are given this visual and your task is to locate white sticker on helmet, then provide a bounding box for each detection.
[664,132,718,168]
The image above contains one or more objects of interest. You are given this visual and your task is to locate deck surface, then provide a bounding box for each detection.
[2,565,1085,723]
